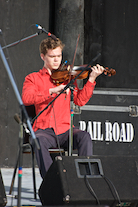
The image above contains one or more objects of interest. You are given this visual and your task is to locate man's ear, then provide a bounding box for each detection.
[40,53,44,61]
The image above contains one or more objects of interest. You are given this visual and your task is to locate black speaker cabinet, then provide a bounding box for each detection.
[39,155,138,206]
[0,170,7,206]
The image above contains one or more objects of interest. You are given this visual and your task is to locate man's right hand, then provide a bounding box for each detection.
[49,84,70,95]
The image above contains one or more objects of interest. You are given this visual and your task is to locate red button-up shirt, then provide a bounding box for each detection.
[22,67,96,135]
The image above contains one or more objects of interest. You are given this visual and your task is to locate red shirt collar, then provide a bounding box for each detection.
[41,67,50,75]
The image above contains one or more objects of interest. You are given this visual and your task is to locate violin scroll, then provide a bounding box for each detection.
[103,67,116,76]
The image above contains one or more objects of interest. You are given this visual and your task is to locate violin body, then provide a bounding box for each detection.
[51,64,116,85]
[51,65,91,84]
[51,70,71,84]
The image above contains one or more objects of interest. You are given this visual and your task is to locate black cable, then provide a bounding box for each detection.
[0,24,41,93]
[52,104,71,200]
[84,172,121,206]
[6,24,38,48]
[0,28,20,125]
[84,175,100,205]
[101,174,121,205]
[52,104,63,157]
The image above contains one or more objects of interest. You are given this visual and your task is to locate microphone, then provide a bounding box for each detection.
[60,60,67,70]
[14,113,30,134]
[35,24,57,40]
[14,113,21,124]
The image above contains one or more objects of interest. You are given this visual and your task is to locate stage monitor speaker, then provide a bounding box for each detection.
[0,170,7,206]
[39,155,138,206]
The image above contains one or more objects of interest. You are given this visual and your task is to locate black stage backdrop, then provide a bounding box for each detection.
[0,0,138,167]
[0,0,50,167]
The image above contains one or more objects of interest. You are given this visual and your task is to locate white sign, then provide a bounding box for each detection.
[79,121,134,142]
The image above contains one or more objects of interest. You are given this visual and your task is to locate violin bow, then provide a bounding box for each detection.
[68,34,80,82]
[68,34,80,156]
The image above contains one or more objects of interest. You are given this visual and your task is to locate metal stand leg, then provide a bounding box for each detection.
[31,145,37,199]
[17,123,23,207]
[9,144,37,200]
[9,148,20,195]
[69,86,75,156]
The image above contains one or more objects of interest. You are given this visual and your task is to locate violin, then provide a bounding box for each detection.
[51,64,116,85]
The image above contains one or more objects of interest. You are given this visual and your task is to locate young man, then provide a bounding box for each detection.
[22,37,104,179]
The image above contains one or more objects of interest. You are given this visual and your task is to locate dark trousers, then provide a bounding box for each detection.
[30,127,93,179]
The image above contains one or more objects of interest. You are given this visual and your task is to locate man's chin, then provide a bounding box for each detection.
[52,66,59,70]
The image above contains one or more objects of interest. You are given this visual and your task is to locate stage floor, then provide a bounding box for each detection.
[1,168,42,206]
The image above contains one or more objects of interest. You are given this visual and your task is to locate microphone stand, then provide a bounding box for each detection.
[0,43,40,207]
[2,32,40,49]
[31,53,101,156]
[0,27,57,205]
[69,85,75,156]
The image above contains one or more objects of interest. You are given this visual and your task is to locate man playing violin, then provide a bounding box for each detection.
[22,37,104,179]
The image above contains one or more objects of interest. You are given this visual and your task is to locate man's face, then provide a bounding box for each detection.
[41,46,62,71]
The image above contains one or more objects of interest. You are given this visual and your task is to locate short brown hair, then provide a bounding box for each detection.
[39,37,65,55]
